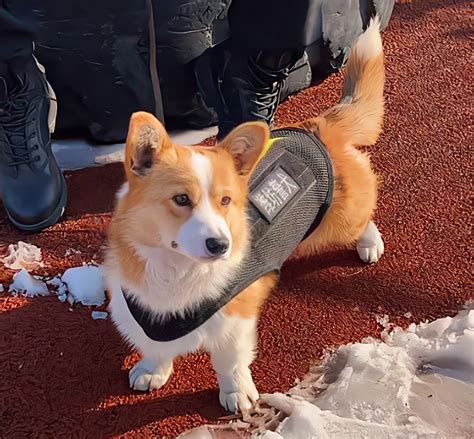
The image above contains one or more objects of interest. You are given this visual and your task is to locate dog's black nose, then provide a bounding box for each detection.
[205,237,229,256]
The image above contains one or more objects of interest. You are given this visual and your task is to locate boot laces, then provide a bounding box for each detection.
[0,76,47,167]
[247,60,286,121]
[250,85,281,120]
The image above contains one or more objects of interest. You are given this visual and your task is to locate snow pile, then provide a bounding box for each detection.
[254,305,474,438]
[3,241,43,271]
[2,240,108,318]
[91,310,109,320]
[46,275,68,298]
[4,260,105,307]
[64,248,82,257]
[8,269,49,297]
[178,421,250,438]
[180,306,474,438]
[61,265,105,306]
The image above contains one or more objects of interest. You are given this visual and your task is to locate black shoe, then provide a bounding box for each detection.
[194,43,310,140]
[0,57,67,232]
[279,51,312,102]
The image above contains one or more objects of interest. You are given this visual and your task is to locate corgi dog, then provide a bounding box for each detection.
[104,18,385,413]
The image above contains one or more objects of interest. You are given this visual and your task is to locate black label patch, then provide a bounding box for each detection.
[249,166,301,221]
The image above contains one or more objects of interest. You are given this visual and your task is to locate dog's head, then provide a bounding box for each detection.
[114,112,269,263]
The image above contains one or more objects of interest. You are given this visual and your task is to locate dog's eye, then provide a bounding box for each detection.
[173,194,191,207]
[221,196,231,206]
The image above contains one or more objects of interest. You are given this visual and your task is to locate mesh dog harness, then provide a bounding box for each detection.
[123,127,334,341]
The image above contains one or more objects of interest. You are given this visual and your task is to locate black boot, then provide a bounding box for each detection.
[194,42,309,140]
[0,57,67,232]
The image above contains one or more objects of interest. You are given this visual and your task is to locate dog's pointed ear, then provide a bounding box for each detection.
[124,112,170,180]
[218,122,270,177]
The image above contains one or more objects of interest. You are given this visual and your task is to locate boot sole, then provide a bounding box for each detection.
[6,172,68,233]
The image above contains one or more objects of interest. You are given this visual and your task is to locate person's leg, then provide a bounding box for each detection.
[195,0,314,140]
[0,0,36,61]
[194,0,322,139]
[195,0,394,140]
[228,0,322,51]
[194,40,307,139]
[0,2,67,232]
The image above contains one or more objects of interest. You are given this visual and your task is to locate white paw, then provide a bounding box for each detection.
[219,370,259,413]
[219,388,258,413]
[129,358,172,392]
[357,221,384,263]
[219,390,240,413]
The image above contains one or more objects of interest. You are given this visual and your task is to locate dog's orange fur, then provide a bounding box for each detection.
[224,27,385,318]
[223,274,278,318]
[110,23,385,323]
[109,115,269,295]
[104,21,387,414]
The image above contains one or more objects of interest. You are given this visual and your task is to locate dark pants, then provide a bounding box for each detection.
[228,0,393,51]
[2,0,391,60]
[228,0,324,51]
[0,1,36,62]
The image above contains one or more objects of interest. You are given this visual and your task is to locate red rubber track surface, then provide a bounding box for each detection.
[0,1,471,437]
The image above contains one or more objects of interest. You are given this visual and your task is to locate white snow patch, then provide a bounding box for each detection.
[375,313,390,328]
[47,275,68,298]
[52,126,218,171]
[64,248,82,257]
[178,421,250,438]
[376,313,396,337]
[0,284,4,293]
[61,265,105,306]
[182,306,474,438]
[46,276,61,287]
[94,150,125,166]
[255,306,474,438]
[115,182,129,200]
[47,275,64,288]
[66,293,75,306]
[8,269,49,297]
[3,241,43,271]
[91,310,109,320]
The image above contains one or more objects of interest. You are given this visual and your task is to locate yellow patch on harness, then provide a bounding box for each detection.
[262,137,282,157]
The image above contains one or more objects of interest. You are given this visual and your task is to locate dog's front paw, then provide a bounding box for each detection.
[219,388,258,414]
[129,358,173,392]
[219,369,259,413]
[357,221,384,263]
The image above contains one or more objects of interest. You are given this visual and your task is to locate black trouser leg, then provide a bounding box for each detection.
[0,1,36,62]
[227,0,321,73]
[228,0,322,51]
[228,0,394,52]
[227,0,394,71]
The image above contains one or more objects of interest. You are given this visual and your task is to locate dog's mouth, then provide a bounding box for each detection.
[199,251,231,262]
[167,247,230,264]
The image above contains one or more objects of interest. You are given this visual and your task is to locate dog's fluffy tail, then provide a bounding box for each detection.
[302,17,385,148]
